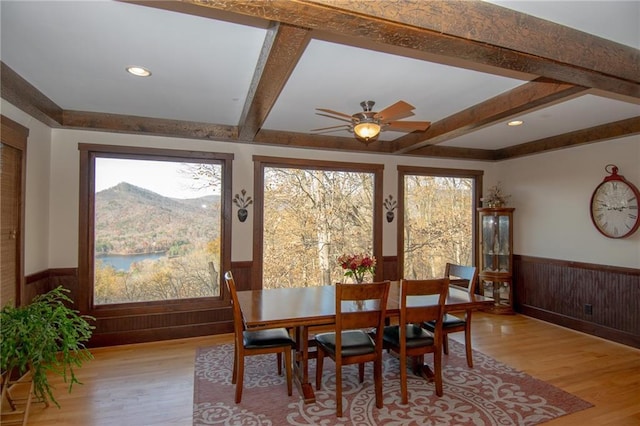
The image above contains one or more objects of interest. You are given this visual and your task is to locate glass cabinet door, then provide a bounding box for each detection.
[480,211,512,273]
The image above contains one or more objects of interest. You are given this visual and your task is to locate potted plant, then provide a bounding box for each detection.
[1,286,94,411]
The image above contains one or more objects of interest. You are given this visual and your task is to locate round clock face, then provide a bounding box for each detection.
[590,179,640,238]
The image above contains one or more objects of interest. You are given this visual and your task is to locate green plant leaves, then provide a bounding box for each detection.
[0,286,95,407]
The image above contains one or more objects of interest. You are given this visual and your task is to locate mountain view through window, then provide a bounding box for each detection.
[93,158,222,304]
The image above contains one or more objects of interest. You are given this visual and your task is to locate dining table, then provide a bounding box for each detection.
[236,280,493,403]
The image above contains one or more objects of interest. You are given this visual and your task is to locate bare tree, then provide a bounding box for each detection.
[404,175,473,279]
[263,167,374,288]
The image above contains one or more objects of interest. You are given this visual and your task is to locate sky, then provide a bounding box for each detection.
[95,158,219,199]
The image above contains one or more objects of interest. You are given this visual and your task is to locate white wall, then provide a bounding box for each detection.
[1,100,51,275]
[498,135,640,268]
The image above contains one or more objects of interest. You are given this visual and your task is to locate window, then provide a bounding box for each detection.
[79,145,232,310]
[399,166,482,279]
[254,157,383,289]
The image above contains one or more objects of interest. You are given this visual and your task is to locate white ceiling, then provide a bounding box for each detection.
[1,0,638,153]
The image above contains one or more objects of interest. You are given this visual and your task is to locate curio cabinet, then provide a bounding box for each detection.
[477,207,515,314]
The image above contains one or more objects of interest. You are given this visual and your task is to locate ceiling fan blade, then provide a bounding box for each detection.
[316,108,353,120]
[311,128,351,134]
[315,112,352,123]
[380,111,415,122]
[311,124,351,131]
[385,120,431,131]
[375,100,415,121]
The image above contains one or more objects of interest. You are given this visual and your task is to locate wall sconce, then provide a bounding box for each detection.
[384,194,397,222]
[233,189,253,222]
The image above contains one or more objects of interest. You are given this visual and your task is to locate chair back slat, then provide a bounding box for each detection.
[335,281,390,328]
[401,278,449,325]
[445,263,478,294]
[340,310,381,329]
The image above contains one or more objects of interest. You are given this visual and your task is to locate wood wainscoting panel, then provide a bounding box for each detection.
[514,255,640,348]
[229,261,253,291]
[24,268,77,304]
[382,255,398,282]
[24,263,258,347]
[25,266,239,347]
[89,307,233,347]
[24,269,52,303]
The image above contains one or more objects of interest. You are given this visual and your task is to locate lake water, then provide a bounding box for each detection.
[96,252,166,271]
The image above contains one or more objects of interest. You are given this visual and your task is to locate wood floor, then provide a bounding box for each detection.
[19,313,640,425]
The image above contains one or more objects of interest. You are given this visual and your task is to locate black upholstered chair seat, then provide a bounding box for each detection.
[243,328,294,349]
[383,324,435,348]
[424,313,466,331]
[315,330,375,357]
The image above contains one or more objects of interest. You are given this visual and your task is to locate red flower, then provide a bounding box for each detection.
[337,253,376,282]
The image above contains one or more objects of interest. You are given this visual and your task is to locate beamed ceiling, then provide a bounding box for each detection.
[1,0,639,161]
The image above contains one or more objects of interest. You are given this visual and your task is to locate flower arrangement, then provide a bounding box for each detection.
[482,181,511,207]
[337,253,376,283]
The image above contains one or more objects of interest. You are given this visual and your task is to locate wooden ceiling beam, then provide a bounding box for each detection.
[403,144,495,161]
[493,116,640,160]
[62,110,238,141]
[392,78,588,153]
[174,0,639,98]
[254,129,395,153]
[238,23,311,141]
[1,62,63,127]
[307,0,638,84]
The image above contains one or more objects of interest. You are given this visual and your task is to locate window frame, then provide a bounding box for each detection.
[78,143,233,315]
[397,165,483,279]
[253,156,384,289]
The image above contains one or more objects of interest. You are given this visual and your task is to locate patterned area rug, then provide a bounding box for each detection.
[193,340,592,425]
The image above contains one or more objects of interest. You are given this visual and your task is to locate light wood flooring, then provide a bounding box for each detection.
[18,313,640,425]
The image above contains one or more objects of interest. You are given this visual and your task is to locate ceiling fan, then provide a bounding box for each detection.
[311,100,431,144]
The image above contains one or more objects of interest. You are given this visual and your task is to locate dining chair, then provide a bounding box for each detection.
[315,280,390,417]
[224,271,295,403]
[423,263,479,368]
[382,278,448,404]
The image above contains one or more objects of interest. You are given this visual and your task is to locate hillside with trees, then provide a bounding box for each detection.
[93,182,221,304]
[95,182,220,256]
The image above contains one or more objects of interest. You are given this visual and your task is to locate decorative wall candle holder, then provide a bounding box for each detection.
[384,194,397,222]
[233,189,253,222]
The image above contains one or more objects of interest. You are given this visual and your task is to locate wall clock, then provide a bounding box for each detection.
[590,164,640,239]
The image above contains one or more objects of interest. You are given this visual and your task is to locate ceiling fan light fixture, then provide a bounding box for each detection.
[353,121,381,141]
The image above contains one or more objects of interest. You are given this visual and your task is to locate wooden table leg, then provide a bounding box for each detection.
[294,326,316,403]
[419,365,435,381]
[411,356,435,382]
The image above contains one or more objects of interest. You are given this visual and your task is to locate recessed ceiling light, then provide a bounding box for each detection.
[126,66,152,77]
[507,120,524,126]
